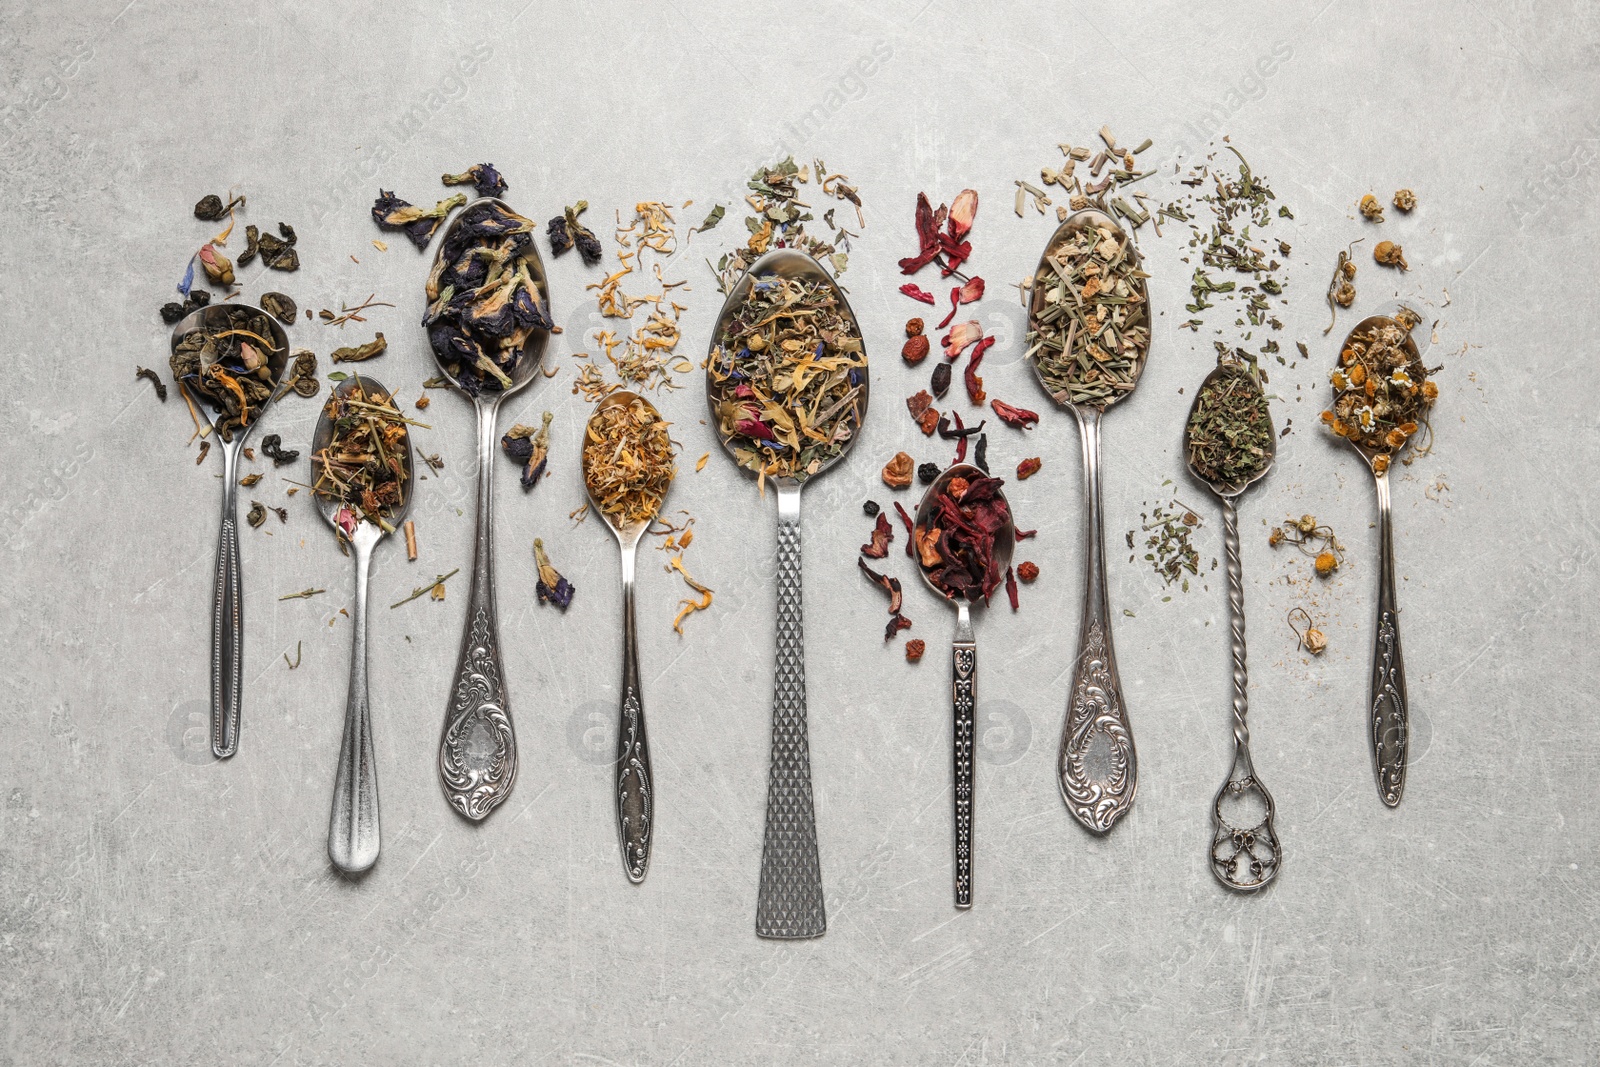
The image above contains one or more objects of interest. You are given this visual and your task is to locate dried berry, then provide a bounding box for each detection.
[1018,561,1040,582]
[930,362,952,399]
[904,639,926,662]
[917,461,941,486]
[1016,457,1041,480]
[905,318,925,337]
[863,499,881,518]
[882,452,913,488]
[902,335,930,364]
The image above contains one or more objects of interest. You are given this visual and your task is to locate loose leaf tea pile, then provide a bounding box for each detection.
[311,380,413,536]
[1020,126,1157,227]
[1127,498,1212,592]
[915,473,1013,604]
[709,274,865,481]
[168,305,283,441]
[583,397,675,526]
[1026,221,1150,406]
[712,156,860,293]
[1322,308,1437,472]
[577,201,690,396]
[1185,360,1272,487]
[423,198,550,395]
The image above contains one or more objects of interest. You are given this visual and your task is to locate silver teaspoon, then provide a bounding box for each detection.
[1331,310,1427,808]
[169,303,291,759]
[424,197,550,821]
[310,375,415,874]
[1183,359,1280,892]
[912,464,1015,909]
[707,249,870,939]
[1024,209,1149,834]
[581,391,675,884]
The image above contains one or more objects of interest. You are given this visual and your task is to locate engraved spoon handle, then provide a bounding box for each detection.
[1057,406,1138,833]
[210,440,244,759]
[951,611,976,909]
[1370,470,1408,807]
[329,530,380,873]
[616,541,653,883]
[1210,497,1280,891]
[756,481,826,939]
[438,400,518,821]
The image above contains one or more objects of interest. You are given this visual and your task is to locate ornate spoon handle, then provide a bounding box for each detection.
[951,608,976,909]
[1370,470,1408,807]
[329,528,380,873]
[210,440,244,759]
[1210,498,1280,891]
[438,400,518,821]
[755,481,825,939]
[1057,406,1137,833]
[616,542,653,883]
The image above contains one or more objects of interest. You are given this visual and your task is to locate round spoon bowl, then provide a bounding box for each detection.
[1335,313,1424,473]
[1183,360,1277,500]
[705,248,869,486]
[912,463,1017,607]
[426,197,551,401]
[170,302,292,437]
[581,389,672,547]
[310,375,415,538]
[1024,208,1151,412]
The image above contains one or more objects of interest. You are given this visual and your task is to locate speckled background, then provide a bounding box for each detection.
[3,1,1596,1063]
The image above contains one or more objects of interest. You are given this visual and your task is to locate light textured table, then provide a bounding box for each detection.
[3,1,1596,1063]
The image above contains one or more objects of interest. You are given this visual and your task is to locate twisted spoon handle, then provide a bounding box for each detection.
[951,620,976,909]
[1210,497,1280,891]
[616,543,653,883]
[755,482,825,939]
[329,531,379,873]
[1370,471,1408,807]
[1058,407,1137,833]
[210,441,244,759]
[438,400,518,821]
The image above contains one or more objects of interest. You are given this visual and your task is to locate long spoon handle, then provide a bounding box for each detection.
[616,543,653,883]
[1370,471,1408,807]
[210,442,244,758]
[951,614,976,909]
[438,400,518,821]
[756,481,826,939]
[1057,406,1138,833]
[329,532,380,873]
[1210,497,1280,890]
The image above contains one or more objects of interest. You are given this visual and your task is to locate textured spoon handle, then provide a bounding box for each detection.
[756,484,826,939]
[329,535,380,873]
[616,546,652,883]
[952,637,976,909]
[1057,408,1138,833]
[210,444,243,759]
[438,403,517,821]
[1370,472,1408,807]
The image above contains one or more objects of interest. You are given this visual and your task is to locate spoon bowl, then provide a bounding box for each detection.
[912,464,1017,606]
[1336,313,1423,472]
[582,390,666,549]
[311,375,415,537]
[170,302,292,438]
[1183,361,1277,499]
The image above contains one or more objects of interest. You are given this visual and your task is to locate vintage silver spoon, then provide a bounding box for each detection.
[707,249,870,939]
[1334,312,1424,808]
[310,375,414,874]
[581,391,673,884]
[912,464,1015,909]
[425,197,550,822]
[1024,209,1149,834]
[1183,359,1280,892]
[169,303,291,759]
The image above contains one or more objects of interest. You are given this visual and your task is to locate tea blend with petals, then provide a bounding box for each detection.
[1322,308,1436,470]
[311,381,414,536]
[583,398,676,525]
[914,473,1012,604]
[712,156,860,292]
[168,304,284,442]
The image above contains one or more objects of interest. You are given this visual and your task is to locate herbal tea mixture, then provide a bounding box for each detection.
[1322,308,1437,471]
[915,473,1014,606]
[1025,219,1150,406]
[712,156,861,293]
[1185,360,1272,486]
[1018,126,1157,227]
[709,274,865,481]
[168,304,284,441]
[311,380,415,536]
[583,397,676,526]
[423,198,551,395]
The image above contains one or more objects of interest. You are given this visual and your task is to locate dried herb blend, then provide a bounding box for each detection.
[1025,221,1150,406]
[712,156,860,292]
[168,305,284,441]
[423,198,551,395]
[1322,309,1437,470]
[709,274,865,480]
[583,397,676,526]
[311,380,413,536]
[1185,360,1272,486]
[915,473,1012,603]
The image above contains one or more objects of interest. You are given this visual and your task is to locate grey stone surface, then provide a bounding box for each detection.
[2,1,1597,1063]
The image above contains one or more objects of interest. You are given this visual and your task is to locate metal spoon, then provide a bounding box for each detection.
[310,376,414,874]
[1334,312,1422,808]
[912,464,1015,909]
[581,391,672,884]
[1025,209,1148,834]
[426,197,550,822]
[707,249,870,939]
[170,303,291,759]
[1183,361,1280,892]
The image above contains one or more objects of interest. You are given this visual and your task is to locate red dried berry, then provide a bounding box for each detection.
[1018,561,1040,582]
[905,639,926,662]
[1016,457,1042,480]
[902,335,931,364]
[905,318,925,337]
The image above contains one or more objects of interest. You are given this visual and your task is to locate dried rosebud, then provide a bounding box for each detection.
[1016,457,1042,480]
[917,461,940,486]
[902,336,931,364]
[1314,550,1338,577]
[904,639,926,662]
[1392,188,1416,213]
[197,244,234,286]
[906,317,925,337]
[1359,194,1384,221]
[882,452,913,488]
[1018,561,1039,582]
[1373,240,1408,269]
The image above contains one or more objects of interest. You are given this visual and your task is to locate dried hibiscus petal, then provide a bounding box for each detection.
[900,283,937,304]
[948,189,979,241]
[858,556,904,615]
[894,501,916,558]
[942,320,983,359]
[885,614,913,640]
[965,335,994,404]
[990,399,1040,429]
[1005,565,1019,610]
[860,513,893,559]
